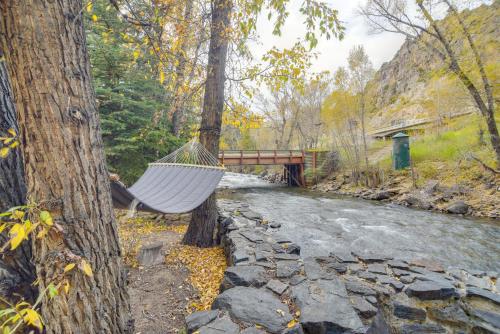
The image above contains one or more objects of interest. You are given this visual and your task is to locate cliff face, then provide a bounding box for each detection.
[367,2,499,129]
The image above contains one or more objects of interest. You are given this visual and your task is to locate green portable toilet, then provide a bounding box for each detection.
[392,132,410,170]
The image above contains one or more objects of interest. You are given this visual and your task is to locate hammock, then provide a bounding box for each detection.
[111,140,225,214]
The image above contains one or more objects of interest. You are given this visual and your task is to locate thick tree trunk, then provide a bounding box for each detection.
[0,50,35,303]
[183,0,231,247]
[170,0,194,137]
[0,1,132,333]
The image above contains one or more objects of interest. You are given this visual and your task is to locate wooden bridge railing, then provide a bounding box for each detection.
[218,150,305,166]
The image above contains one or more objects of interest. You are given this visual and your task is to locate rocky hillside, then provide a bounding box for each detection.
[367,2,499,129]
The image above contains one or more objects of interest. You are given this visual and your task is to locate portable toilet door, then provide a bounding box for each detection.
[392,132,410,170]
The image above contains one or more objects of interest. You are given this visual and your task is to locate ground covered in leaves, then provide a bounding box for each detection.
[116,211,227,333]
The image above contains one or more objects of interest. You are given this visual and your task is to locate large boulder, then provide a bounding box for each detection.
[197,314,240,334]
[291,278,365,334]
[446,201,469,214]
[220,266,268,291]
[212,287,293,333]
[185,310,219,333]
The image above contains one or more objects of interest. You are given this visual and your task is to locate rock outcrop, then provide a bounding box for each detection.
[184,200,500,334]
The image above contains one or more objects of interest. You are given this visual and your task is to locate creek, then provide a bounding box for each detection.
[219,172,500,271]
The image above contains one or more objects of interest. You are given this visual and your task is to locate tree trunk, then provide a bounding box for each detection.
[0,50,36,303]
[0,1,132,333]
[183,0,231,247]
[170,0,194,137]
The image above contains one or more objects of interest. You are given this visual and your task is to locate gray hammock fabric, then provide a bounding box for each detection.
[111,141,225,214]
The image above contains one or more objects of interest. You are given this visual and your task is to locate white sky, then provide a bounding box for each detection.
[249,0,407,74]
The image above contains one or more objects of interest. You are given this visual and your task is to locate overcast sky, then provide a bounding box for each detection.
[249,0,407,75]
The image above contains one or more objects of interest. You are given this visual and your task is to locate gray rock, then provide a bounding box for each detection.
[393,268,412,277]
[447,200,469,214]
[198,314,239,334]
[266,279,288,295]
[358,271,378,282]
[241,210,263,221]
[399,324,446,334]
[137,242,164,266]
[232,250,249,264]
[409,259,445,273]
[326,262,348,274]
[393,302,426,320]
[370,191,391,200]
[269,222,281,228]
[254,250,268,262]
[353,252,391,263]
[289,275,307,286]
[221,266,268,291]
[255,261,275,269]
[304,257,336,280]
[387,260,409,270]
[185,310,219,333]
[285,243,301,255]
[400,194,433,210]
[366,296,377,305]
[274,253,300,261]
[291,279,364,334]
[470,309,500,330]
[405,280,456,300]
[330,251,358,263]
[240,231,264,243]
[350,296,377,318]
[348,264,364,274]
[467,287,500,305]
[345,280,377,296]
[256,243,273,253]
[240,327,266,334]
[213,287,292,333]
[378,276,404,291]
[367,311,391,334]
[465,275,493,290]
[367,264,387,275]
[277,261,302,278]
[429,304,469,326]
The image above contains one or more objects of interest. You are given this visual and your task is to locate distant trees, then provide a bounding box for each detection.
[361,0,500,167]
[183,0,345,246]
[1,1,131,332]
[321,46,374,182]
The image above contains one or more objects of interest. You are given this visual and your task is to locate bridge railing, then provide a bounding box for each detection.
[218,150,305,166]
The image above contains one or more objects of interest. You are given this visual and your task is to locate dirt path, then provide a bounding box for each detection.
[117,212,197,334]
[127,231,196,334]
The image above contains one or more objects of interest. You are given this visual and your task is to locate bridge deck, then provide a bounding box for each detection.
[219,150,304,166]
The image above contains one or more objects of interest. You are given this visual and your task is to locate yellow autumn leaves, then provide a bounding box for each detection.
[166,245,226,312]
[0,128,19,159]
[0,208,54,252]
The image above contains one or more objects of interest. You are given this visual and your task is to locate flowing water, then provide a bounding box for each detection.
[219,172,500,271]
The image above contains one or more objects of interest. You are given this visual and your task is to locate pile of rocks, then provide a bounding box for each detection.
[184,200,500,334]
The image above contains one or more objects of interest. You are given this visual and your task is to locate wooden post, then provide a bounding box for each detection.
[221,150,225,165]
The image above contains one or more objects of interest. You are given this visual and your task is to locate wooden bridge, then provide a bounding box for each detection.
[218,150,327,187]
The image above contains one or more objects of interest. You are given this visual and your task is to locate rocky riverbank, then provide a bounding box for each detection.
[184,199,500,333]
[312,173,499,220]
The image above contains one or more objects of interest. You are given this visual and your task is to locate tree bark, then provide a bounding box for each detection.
[0,49,36,303]
[170,0,194,137]
[0,1,132,333]
[183,0,231,247]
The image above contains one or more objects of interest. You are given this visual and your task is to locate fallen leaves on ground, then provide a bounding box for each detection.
[166,245,226,312]
[118,215,187,267]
